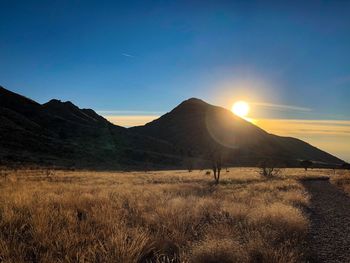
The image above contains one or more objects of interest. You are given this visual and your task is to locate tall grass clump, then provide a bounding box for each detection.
[331,169,350,194]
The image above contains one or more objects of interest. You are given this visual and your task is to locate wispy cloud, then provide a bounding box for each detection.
[121,53,134,58]
[99,109,163,127]
[97,110,164,115]
[105,115,159,127]
[251,102,312,112]
[255,119,350,136]
[255,118,350,161]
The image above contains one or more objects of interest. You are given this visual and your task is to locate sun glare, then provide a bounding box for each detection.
[232,101,250,117]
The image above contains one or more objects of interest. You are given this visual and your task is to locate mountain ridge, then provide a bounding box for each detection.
[0,86,180,168]
[0,86,344,168]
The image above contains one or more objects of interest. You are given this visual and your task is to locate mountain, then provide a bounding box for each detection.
[0,86,179,169]
[130,98,343,166]
[0,86,343,169]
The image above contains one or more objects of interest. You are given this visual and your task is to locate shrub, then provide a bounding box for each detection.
[258,161,281,178]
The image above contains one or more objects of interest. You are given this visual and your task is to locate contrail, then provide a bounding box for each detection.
[122,53,134,58]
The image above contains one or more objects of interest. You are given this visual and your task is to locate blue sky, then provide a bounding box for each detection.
[1,0,350,160]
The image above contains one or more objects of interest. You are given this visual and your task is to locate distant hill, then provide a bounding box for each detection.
[0,86,343,169]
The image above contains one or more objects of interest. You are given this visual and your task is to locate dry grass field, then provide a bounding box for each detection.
[0,167,339,263]
[331,169,350,195]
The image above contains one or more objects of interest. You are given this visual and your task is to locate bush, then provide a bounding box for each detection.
[258,160,281,178]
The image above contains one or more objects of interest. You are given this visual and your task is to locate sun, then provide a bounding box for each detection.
[232,101,250,117]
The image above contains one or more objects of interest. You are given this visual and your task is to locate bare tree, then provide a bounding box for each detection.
[212,154,222,184]
[208,145,224,184]
[258,160,280,178]
[184,148,194,172]
[184,158,194,172]
[300,160,313,171]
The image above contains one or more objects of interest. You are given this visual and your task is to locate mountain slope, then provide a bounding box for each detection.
[0,86,179,168]
[130,98,343,166]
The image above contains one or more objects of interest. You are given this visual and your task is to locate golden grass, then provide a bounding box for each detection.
[330,169,350,194]
[0,168,314,262]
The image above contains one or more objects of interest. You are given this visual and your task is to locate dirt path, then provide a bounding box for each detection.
[302,178,350,263]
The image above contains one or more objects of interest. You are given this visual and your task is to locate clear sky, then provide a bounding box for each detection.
[1,1,349,161]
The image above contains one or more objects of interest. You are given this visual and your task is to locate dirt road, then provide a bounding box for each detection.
[302,178,350,263]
